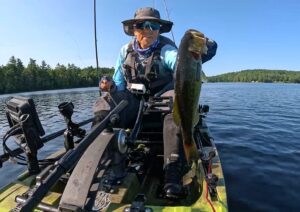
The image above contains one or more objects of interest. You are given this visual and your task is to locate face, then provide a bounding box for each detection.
[133,21,160,49]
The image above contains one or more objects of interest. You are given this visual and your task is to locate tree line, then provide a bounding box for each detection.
[2,57,299,94]
[207,69,300,83]
[0,56,114,94]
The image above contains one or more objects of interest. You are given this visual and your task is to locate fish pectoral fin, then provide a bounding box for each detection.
[183,138,199,164]
[184,142,199,164]
[172,98,180,126]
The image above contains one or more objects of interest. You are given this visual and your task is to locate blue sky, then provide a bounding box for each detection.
[0,0,299,76]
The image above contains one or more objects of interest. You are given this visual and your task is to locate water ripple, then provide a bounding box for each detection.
[1,84,300,211]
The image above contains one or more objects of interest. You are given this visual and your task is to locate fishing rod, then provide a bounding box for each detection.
[152,0,175,43]
[15,100,128,212]
[94,0,100,81]
[162,0,175,44]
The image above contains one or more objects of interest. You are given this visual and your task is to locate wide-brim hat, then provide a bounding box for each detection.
[122,7,173,36]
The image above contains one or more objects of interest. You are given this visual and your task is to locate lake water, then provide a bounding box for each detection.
[0,83,299,211]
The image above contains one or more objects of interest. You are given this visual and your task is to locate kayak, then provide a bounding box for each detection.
[0,96,227,212]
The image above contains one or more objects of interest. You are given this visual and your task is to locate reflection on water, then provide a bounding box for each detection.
[200,83,300,211]
[1,84,300,211]
[0,87,98,134]
[0,87,99,188]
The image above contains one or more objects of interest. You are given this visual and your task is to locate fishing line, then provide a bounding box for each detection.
[162,0,175,44]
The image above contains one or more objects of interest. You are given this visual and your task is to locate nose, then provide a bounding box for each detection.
[141,28,154,35]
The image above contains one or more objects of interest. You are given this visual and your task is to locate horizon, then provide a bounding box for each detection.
[1,0,299,76]
[2,56,299,77]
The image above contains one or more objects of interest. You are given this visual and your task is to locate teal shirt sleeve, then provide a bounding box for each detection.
[113,44,129,91]
[160,44,178,73]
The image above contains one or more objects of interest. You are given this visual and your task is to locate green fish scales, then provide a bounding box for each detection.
[173,29,203,162]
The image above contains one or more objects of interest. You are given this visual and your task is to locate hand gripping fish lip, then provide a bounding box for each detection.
[188,30,207,58]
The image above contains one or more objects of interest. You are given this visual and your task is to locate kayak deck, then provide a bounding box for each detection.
[0,141,227,212]
[0,96,227,211]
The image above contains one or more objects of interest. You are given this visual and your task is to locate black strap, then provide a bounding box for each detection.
[123,36,177,87]
[125,42,138,81]
[144,53,154,81]
[59,131,115,209]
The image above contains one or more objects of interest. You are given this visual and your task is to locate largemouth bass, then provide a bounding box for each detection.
[173,29,204,162]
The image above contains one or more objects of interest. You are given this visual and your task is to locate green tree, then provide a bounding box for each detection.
[0,56,114,94]
[23,58,39,91]
[208,69,300,83]
[38,60,51,90]
[4,56,24,92]
[0,65,5,93]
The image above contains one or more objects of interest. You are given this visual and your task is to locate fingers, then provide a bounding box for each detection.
[188,30,208,55]
[191,30,204,38]
[100,80,112,92]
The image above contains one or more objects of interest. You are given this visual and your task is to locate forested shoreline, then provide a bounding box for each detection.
[207,69,300,83]
[0,56,114,94]
[1,57,300,94]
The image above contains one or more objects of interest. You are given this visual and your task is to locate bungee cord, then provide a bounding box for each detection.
[2,129,62,167]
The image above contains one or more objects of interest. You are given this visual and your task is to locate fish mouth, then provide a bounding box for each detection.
[188,30,206,60]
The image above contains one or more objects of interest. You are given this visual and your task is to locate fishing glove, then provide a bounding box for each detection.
[188,30,208,55]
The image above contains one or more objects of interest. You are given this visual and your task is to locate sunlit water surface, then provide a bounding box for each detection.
[0,83,299,211]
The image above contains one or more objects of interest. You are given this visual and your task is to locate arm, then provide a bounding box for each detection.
[160,37,217,71]
[161,44,178,72]
[112,44,129,91]
[202,38,218,63]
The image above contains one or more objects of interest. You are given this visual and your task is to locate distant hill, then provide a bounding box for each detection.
[207,69,300,83]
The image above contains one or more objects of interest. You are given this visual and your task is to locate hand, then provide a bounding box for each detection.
[188,30,208,55]
[100,79,112,91]
[99,77,113,92]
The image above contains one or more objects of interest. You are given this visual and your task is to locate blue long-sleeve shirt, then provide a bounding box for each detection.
[113,37,217,91]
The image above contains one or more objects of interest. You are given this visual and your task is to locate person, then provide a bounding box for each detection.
[93,7,217,199]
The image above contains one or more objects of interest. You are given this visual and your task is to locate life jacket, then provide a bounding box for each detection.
[122,35,177,95]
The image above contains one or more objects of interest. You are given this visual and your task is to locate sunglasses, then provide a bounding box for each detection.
[134,21,160,31]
